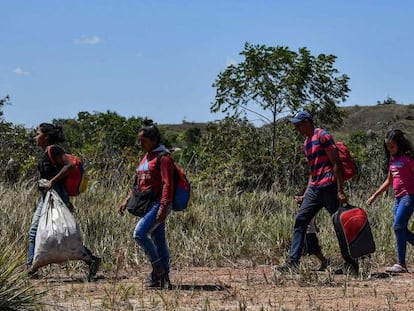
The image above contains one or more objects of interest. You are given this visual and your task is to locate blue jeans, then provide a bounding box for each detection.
[393,195,414,266]
[133,202,170,273]
[27,183,95,266]
[288,184,340,263]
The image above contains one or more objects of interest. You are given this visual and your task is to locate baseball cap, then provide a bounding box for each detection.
[290,111,313,124]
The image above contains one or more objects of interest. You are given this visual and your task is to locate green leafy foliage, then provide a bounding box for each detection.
[211,42,349,171]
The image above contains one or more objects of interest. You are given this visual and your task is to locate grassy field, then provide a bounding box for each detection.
[2,175,413,310]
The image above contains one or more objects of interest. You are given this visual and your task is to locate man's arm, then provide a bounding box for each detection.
[326,148,346,202]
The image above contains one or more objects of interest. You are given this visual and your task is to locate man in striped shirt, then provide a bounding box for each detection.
[277,111,358,274]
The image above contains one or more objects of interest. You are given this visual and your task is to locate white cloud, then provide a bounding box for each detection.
[74,35,102,45]
[13,67,29,76]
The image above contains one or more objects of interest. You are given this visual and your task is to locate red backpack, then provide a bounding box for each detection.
[316,129,356,181]
[47,146,88,196]
[335,141,357,180]
[156,152,191,211]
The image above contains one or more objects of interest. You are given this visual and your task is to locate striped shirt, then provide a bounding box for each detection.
[304,128,336,187]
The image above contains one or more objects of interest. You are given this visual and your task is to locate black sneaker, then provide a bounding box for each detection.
[87,257,101,282]
[275,262,299,273]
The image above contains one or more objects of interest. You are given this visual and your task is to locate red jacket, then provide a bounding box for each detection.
[136,150,175,209]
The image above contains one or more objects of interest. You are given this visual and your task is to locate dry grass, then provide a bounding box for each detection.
[1,178,413,310]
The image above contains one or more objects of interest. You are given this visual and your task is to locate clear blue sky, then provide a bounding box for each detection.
[1,0,414,127]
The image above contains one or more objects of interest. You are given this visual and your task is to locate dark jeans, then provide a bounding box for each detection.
[287,183,357,268]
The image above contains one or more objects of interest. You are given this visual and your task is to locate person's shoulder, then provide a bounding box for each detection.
[159,152,174,164]
[48,145,65,157]
[316,127,331,136]
[402,154,414,162]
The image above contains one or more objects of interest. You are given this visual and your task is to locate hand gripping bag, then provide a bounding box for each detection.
[31,190,93,271]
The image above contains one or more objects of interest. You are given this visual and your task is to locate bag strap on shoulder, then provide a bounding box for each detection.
[46,145,57,165]
[156,151,172,170]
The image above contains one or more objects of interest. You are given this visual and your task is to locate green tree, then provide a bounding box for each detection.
[0,95,37,180]
[193,117,275,191]
[0,95,9,119]
[211,43,350,157]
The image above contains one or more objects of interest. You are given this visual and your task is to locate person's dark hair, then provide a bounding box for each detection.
[38,123,65,145]
[138,119,161,144]
[384,129,414,163]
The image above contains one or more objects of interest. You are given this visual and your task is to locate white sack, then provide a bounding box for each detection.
[32,189,92,271]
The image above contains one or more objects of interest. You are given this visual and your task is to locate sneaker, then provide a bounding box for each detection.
[275,262,299,273]
[317,258,329,271]
[87,256,101,282]
[385,264,408,273]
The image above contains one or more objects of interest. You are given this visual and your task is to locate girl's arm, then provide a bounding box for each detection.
[366,171,392,205]
[48,153,75,188]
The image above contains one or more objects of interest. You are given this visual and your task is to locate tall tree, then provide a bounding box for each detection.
[211,43,350,156]
[0,95,10,120]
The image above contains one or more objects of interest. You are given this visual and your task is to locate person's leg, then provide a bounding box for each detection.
[393,195,414,267]
[134,202,161,265]
[403,195,414,246]
[27,197,44,267]
[151,223,170,274]
[305,231,329,270]
[286,187,323,264]
[151,222,171,288]
[133,202,168,286]
[81,245,101,281]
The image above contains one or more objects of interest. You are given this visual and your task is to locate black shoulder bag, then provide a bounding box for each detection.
[126,186,155,217]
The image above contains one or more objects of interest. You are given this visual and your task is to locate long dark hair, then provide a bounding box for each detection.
[384,129,414,163]
[38,123,65,145]
[138,119,161,144]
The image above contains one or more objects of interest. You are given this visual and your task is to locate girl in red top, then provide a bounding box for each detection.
[367,129,414,273]
[119,119,175,288]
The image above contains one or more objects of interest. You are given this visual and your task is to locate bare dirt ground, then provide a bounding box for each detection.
[34,264,414,311]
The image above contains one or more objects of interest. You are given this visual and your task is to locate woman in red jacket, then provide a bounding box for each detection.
[119,119,175,289]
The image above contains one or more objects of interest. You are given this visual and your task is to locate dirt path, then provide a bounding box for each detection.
[34,265,414,310]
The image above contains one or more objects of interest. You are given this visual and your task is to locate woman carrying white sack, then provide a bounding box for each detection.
[27,122,100,281]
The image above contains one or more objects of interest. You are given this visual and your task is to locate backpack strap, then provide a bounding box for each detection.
[46,145,57,165]
[156,151,171,170]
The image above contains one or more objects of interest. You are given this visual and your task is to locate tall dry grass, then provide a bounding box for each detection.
[0,174,405,274]
[1,172,411,310]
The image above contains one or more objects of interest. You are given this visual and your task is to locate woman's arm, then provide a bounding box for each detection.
[48,150,75,188]
[157,155,175,222]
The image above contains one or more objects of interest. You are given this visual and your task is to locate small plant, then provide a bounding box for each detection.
[0,243,43,311]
